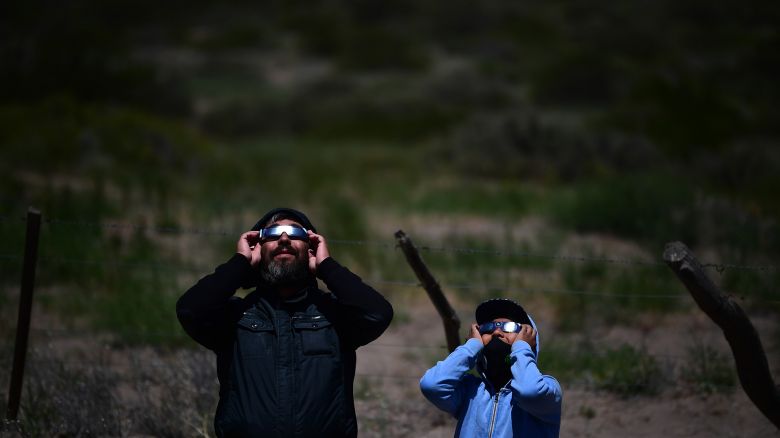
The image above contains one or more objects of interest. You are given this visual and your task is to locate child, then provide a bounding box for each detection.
[420,298,562,437]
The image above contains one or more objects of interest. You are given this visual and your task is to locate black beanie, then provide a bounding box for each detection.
[251,207,317,233]
[475,298,531,326]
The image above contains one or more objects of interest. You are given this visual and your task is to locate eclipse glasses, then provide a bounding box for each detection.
[259,225,309,241]
[478,321,523,334]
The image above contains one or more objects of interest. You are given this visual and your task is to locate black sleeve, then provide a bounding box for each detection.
[176,254,250,350]
[316,257,394,349]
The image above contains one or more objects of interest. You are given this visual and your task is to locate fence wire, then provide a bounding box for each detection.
[2,214,776,272]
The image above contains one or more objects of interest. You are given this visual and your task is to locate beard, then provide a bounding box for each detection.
[259,246,312,288]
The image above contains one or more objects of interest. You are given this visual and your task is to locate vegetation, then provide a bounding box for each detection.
[682,342,737,395]
[544,341,664,397]
[1,0,778,434]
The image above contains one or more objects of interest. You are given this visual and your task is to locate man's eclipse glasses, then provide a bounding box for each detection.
[478,321,523,334]
[259,225,309,241]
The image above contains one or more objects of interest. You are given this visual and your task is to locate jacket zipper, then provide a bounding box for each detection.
[289,316,297,436]
[488,392,500,438]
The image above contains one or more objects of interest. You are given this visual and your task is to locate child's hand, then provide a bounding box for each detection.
[517,324,537,351]
[469,323,482,344]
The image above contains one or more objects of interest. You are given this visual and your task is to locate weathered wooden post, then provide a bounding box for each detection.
[6,208,42,421]
[395,230,461,352]
[664,241,779,429]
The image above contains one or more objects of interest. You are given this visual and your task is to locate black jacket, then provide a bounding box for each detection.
[177,255,393,437]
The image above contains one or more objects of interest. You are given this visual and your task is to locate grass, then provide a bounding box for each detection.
[543,341,664,397]
[553,259,686,331]
[0,141,771,348]
[404,180,539,218]
[0,347,218,437]
[545,172,699,247]
[681,342,736,395]
[2,4,779,436]
[1,3,778,437]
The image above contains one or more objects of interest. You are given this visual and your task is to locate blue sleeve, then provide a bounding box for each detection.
[419,338,483,416]
[508,340,563,424]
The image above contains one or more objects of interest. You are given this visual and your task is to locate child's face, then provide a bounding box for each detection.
[480,318,519,345]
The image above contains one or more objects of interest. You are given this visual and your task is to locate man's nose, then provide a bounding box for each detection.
[278,232,291,242]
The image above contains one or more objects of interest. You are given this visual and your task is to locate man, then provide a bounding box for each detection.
[420,298,562,438]
[177,207,393,437]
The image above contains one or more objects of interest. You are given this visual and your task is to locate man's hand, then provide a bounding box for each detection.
[237,231,262,267]
[307,230,330,275]
[517,324,537,351]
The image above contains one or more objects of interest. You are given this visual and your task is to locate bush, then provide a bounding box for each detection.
[592,345,664,397]
[439,112,661,182]
[547,172,697,245]
[543,341,664,397]
[551,252,684,331]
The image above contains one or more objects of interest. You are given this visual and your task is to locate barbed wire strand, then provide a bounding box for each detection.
[19,327,770,364]
[21,356,738,391]
[1,252,778,303]
[1,214,776,272]
[0,252,698,301]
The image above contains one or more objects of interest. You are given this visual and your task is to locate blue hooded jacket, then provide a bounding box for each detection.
[420,316,562,438]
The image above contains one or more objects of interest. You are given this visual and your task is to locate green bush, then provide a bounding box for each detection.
[551,254,684,331]
[719,268,780,313]
[407,182,536,218]
[593,345,663,396]
[0,97,212,198]
[547,172,697,245]
[439,112,661,182]
[543,341,664,397]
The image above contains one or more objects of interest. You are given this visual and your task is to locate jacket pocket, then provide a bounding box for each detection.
[235,313,275,360]
[293,316,336,356]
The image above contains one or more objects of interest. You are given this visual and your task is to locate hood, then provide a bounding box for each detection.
[476,314,541,380]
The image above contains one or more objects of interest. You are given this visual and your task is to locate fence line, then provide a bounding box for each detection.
[2,214,776,272]
[0,252,696,301]
[21,357,738,391]
[18,329,749,364]
[1,253,778,303]
[0,212,768,431]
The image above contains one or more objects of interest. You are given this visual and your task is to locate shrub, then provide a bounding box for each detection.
[547,172,698,245]
[543,341,664,397]
[440,111,661,182]
[592,345,663,397]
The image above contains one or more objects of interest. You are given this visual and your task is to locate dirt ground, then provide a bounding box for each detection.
[352,297,780,438]
[4,288,778,437]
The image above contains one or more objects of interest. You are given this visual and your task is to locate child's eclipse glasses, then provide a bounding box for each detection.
[478,321,523,334]
[259,225,309,241]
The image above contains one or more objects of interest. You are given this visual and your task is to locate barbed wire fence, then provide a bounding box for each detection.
[1,212,778,434]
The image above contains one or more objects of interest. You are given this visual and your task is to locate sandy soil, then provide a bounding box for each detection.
[5,279,778,437]
[353,298,780,437]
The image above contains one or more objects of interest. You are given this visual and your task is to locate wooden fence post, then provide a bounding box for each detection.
[6,208,42,421]
[663,241,779,429]
[395,230,461,352]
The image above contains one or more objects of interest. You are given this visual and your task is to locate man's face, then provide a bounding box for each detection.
[260,219,309,263]
[480,318,519,346]
[258,218,311,287]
